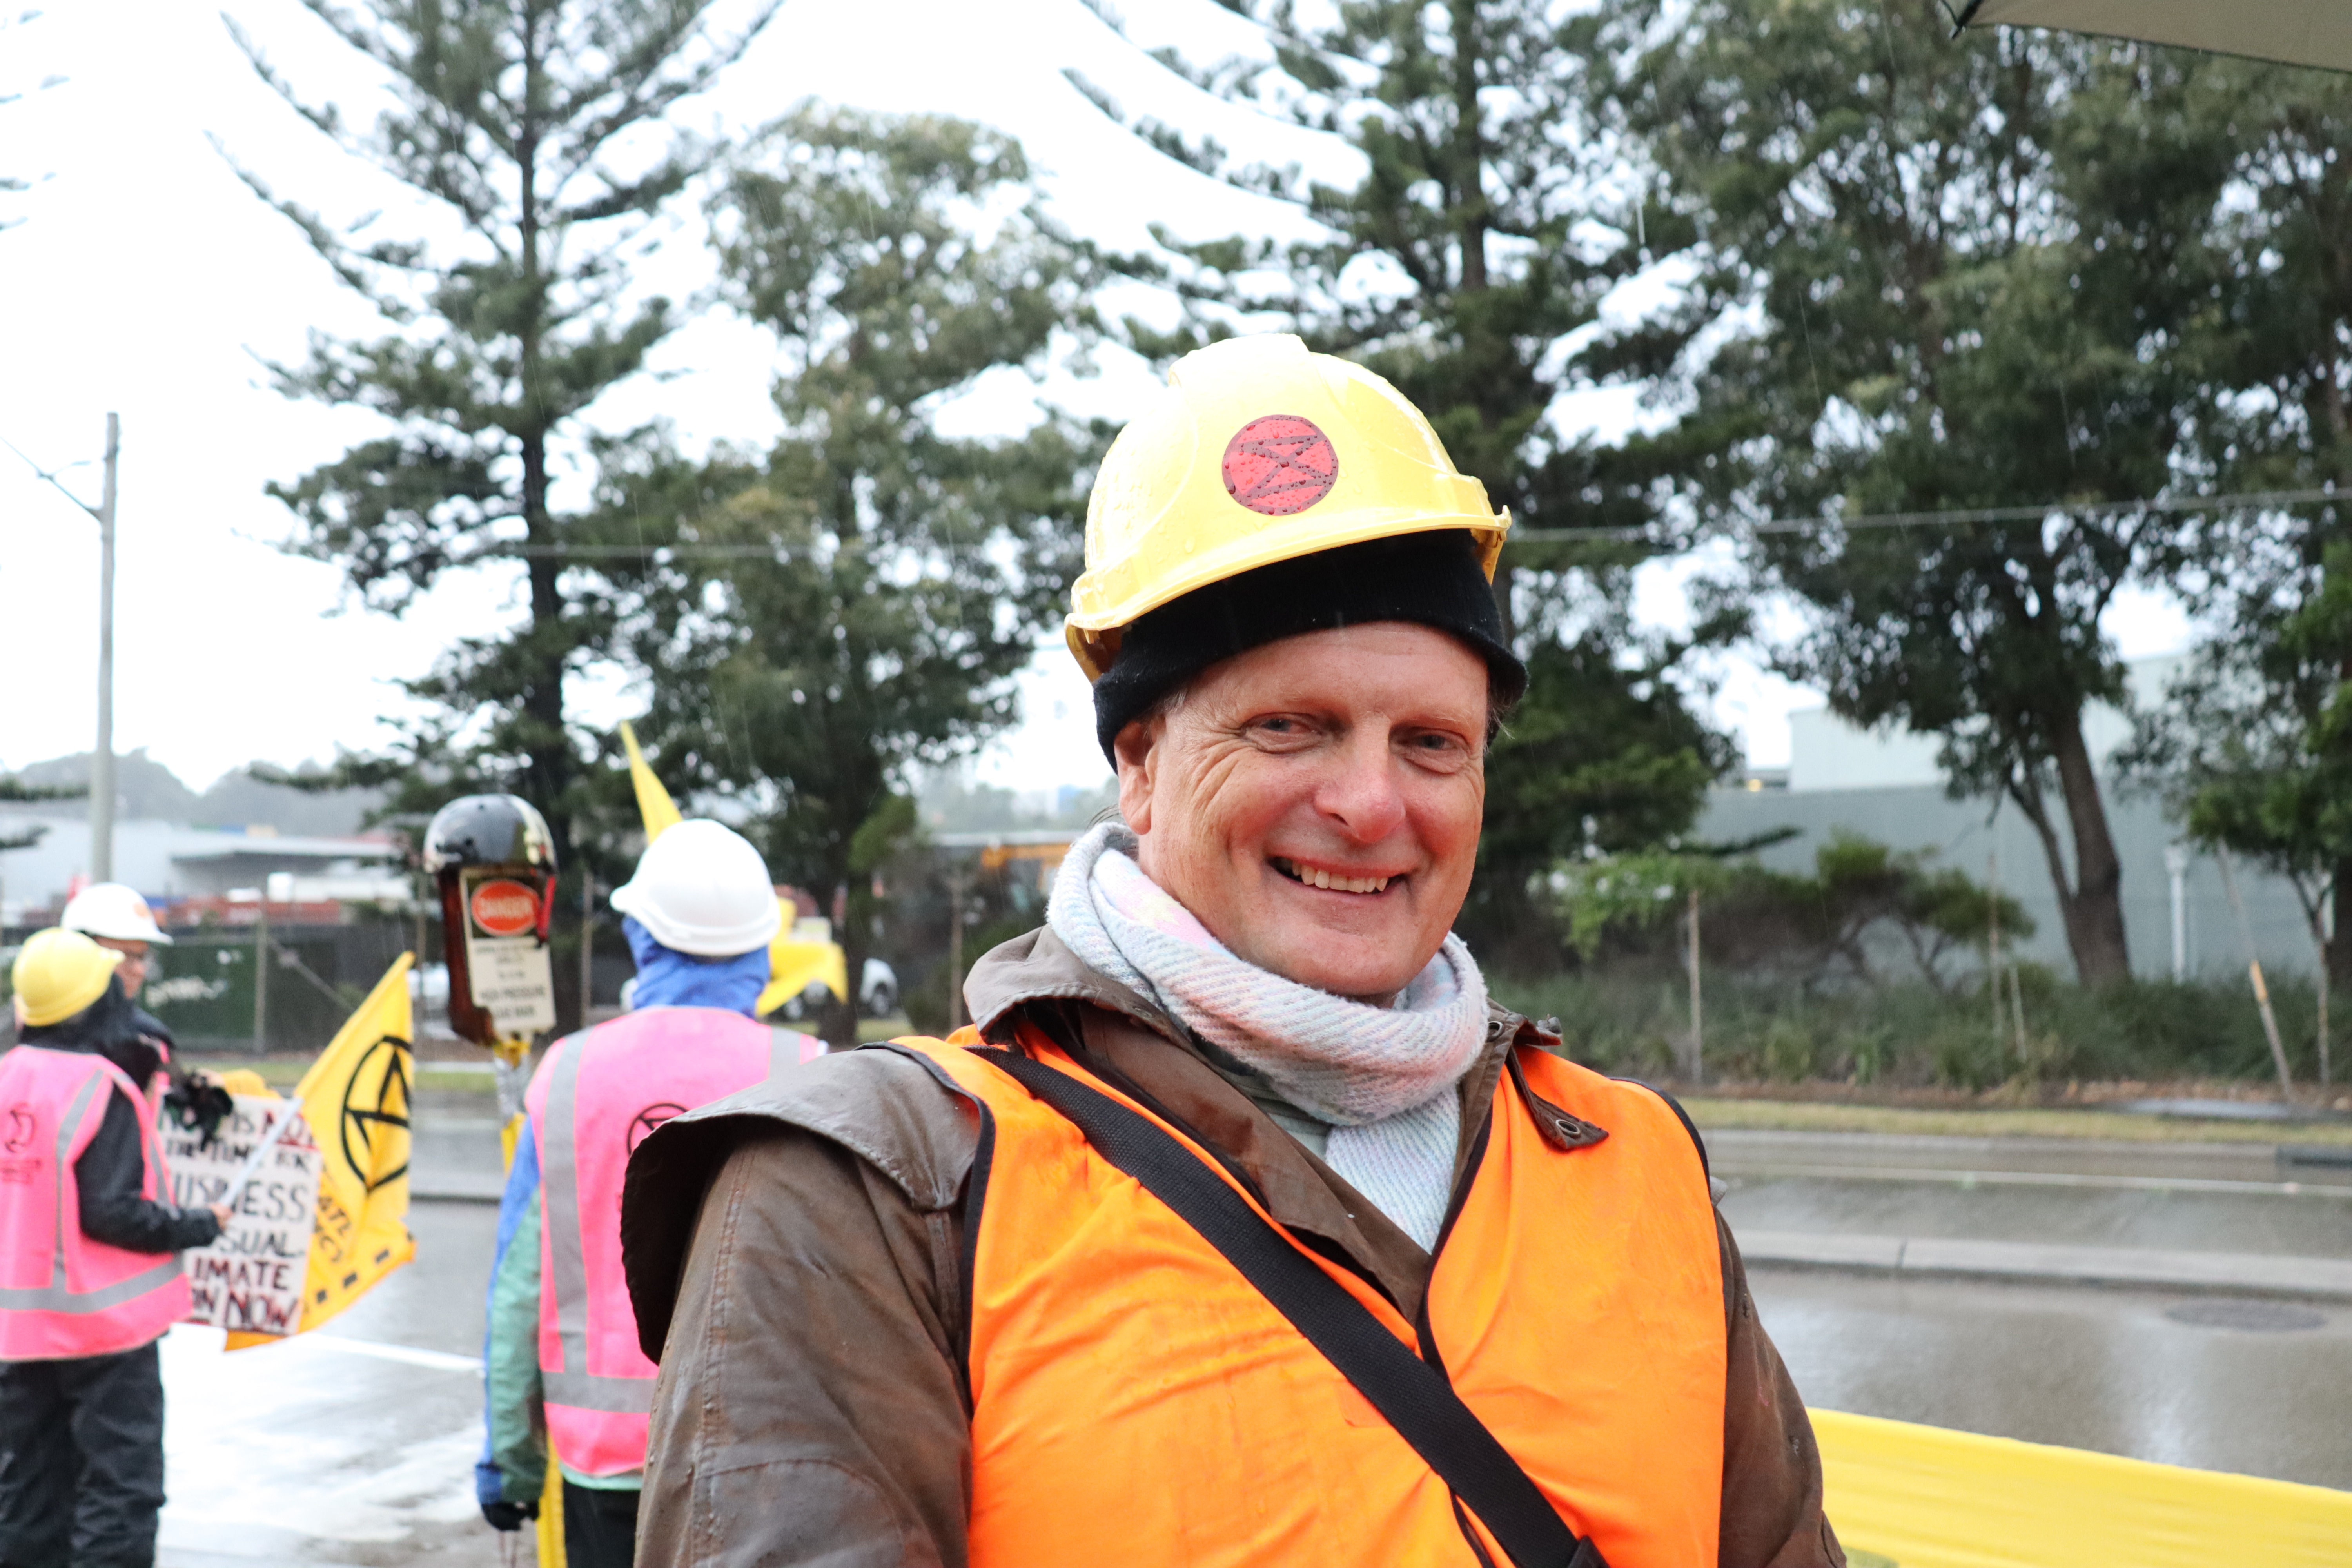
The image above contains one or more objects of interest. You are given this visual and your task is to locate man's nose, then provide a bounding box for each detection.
[1314,730,1408,843]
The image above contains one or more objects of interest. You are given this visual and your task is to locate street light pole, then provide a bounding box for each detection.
[90,413,118,883]
[2164,843,2190,983]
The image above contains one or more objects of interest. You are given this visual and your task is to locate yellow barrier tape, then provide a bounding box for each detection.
[1817,1408,2352,1567]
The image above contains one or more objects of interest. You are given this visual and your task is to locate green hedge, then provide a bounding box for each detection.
[1494,970,2339,1089]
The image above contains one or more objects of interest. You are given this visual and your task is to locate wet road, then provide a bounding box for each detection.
[159,1197,501,1567]
[150,1095,2352,1563]
[1750,1268,2352,1491]
[1718,1171,2352,1259]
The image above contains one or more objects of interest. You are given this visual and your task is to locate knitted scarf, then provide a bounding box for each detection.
[1047,824,1487,1248]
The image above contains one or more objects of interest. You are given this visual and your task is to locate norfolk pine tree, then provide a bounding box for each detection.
[606,109,1100,1044]
[1075,0,1729,969]
[0,7,63,231]
[225,0,778,1011]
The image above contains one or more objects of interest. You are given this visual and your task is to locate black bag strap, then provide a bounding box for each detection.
[977,1048,1605,1568]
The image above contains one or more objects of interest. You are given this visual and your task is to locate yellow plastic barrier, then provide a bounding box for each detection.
[1816,1408,2352,1568]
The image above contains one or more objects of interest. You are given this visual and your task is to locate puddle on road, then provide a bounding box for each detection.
[2163,1299,2328,1332]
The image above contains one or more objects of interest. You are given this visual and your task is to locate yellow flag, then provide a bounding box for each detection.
[757,930,849,1019]
[619,720,682,841]
[225,954,417,1349]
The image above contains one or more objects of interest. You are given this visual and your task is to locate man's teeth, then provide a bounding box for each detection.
[1274,858,1390,895]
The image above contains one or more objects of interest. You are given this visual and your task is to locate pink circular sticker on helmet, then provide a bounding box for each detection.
[1221,414,1338,516]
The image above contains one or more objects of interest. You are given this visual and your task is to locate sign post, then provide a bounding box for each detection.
[422,795,559,1122]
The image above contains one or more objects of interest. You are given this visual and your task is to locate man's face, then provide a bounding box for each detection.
[93,938,149,999]
[1116,622,1488,1003]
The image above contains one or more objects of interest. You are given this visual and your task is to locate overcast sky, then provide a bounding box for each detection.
[0,0,2193,797]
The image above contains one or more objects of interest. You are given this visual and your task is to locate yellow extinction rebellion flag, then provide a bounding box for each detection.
[226,953,417,1350]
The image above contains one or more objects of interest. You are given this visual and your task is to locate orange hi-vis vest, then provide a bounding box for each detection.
[889,1025,1728,1568]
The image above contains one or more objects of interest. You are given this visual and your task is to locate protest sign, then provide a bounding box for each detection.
[163,1094,322,1338]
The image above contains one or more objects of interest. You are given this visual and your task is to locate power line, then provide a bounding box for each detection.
[491,484,2352,556]
[1507,487,2347,546]
[0,429,102,520]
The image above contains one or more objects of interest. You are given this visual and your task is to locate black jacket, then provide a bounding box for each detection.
[16,979,220,1255]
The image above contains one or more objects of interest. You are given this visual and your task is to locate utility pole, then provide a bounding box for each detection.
[2164,843,2190,983]
[578,871,595,1024]
[90,413,118,882]
[252,902,270,1055]
[1683,885,1703,1084]
[946,860,968,1031]
[1987,847,2004,1047]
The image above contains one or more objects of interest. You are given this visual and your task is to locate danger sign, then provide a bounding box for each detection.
[469,879,541,937]
[459,867,556,1036]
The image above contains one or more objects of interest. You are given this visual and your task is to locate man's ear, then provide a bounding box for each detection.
[1113,714,1162,835]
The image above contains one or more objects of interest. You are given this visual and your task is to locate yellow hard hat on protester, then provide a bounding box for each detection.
[11,928,122,1027]
[1074,333,1526,760]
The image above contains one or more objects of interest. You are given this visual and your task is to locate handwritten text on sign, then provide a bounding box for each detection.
[163,1095,322,1338]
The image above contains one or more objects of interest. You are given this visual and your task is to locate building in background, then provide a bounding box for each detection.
[1699,655,2314,982]
[0,817,407,929]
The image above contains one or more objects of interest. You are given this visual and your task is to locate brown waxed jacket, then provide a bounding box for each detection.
[621,928,1845,1568]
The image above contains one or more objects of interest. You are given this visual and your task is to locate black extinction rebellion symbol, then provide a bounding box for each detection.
[341,1035,412,1194]
[628,1103,689,1154]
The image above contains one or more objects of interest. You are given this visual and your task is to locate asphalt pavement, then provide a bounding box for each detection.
[158,1090,507,1568]
[149,1088,2352,1563]
[1751,1269,2352,1492]
[158,1199,502,1567]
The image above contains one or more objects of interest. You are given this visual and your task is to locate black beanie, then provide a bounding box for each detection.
[1092,530,1527,763]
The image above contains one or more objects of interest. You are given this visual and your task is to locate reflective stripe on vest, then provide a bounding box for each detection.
[531,1014,815,1470]
[0,1047,190,1358]
[889,1028,1729,1568]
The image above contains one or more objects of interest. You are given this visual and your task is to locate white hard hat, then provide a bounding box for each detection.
[608,819,781,957]
[60,882,173,947]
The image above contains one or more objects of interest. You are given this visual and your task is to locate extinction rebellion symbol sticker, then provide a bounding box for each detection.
[469,879,540,938]
[629,1103,689,1154]
[1221,414,1338,517]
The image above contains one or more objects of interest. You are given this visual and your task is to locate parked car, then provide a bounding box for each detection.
[772,958,898,1022]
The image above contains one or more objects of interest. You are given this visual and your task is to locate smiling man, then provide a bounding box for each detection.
[621,334,1843,1568]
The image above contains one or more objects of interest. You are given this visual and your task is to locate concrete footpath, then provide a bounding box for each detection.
[1711,1126,2352,1302]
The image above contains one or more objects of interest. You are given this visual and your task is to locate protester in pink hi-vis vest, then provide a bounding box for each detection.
[528,1007,815,1474]
[0,1049,191,1359]
[480,821,820,1568]
[2,930,228,1568]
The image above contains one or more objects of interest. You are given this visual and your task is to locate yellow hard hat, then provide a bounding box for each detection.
[11,928,122,1028]
[1066,334,1510,679]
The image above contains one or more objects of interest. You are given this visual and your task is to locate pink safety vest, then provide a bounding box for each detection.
[527,1008,820,1476]
[0,1045,191,1361]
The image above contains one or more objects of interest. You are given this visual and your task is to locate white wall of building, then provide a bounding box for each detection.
[1786,655,2187,793]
